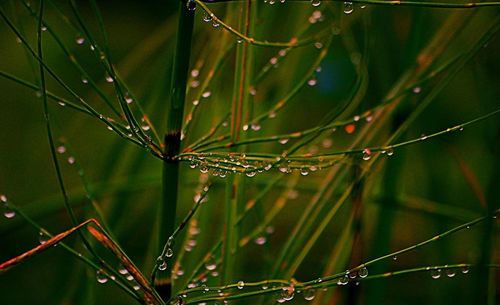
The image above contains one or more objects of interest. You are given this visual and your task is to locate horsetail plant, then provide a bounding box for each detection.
[1,1,499,305]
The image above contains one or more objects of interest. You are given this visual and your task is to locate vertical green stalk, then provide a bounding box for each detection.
[223,0,251,285]
[155,0,195,300]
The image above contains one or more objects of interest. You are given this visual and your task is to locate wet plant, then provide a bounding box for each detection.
[0,1,499,305]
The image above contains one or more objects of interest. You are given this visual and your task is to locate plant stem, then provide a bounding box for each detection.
[155,0,195,301]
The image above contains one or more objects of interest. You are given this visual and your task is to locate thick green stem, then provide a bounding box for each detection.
[155,0,195,300]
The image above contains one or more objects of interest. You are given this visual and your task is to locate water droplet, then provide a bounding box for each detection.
[186,0,196,10]
[245,171,256,178]
[124,94,133,104]
[133,284,140,291]
[205,257,217,271]
[57,145,66,154]
[362,148,372,161]
[412,86,422,94]
[251,123,261,131]
[343,2,354,14]
[202,91,212,98]
[0,195,6,202]
[393,255,398,260]
[446,268,456,278]
[348,271,357,279]
[307,78,317,86]
[431,268,441,279]
[337,274,349,285]
[461,266,469,274]
[303,288,315,301]
[199,163,209,174]
[300,168,309,176]
[126,274,134,281]
[166,248,173,258]
[159,260,167,271]
[254,236,267,245]
[3,204,16,218]
[237,281,245,289]
[358,266,368,278]
[249,86,257,96]
[41,26,47,32]
[38,230,49,245]
[75,35,85,45]
[280,287,295,301]
[105,75,114,83]
[203,12,212,22]
[67,156,75,164]
[118,267,128,275]
[386,148,394,156]
[279,138,289,145]
[81,76,89,84]
[212,20,220,28]
[311,0,321,7]
[96,270,108,283]
[236,37,244,44]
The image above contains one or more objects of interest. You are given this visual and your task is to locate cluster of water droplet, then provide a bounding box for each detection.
[1,194,16,219]
[308,66,322,87]
[202,12,220,29]
[185,154,335,178]
[428,265,469,279]
[56,145,77,165]
[336,267,368,285]
[264,0,287,5]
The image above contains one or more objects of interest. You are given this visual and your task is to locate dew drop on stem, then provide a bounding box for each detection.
[205,257,217,271]
[311,0,321,7]
[203,12,212,22]
[343,2,354,14]
[245,171,256,178]
[166,248,173,258]
[300,168,309,176]
[303,288,315,301]
[337,274,349,285]
[446,268,456,278]
[279,138,289,145]
[159,260,167,271]
[237,281,245,289]
[96,270,108,284]
[431,268,441,279]
[358,266,368,278]
[118,267,128,275]
[38,230,49,245]
[75,35,85,45]
[2,196,15,219]
[362,148,372,161]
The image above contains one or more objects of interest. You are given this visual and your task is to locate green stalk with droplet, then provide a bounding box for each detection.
[155,0,195,300]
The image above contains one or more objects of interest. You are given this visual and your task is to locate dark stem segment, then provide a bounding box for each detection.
[155,0,195,301]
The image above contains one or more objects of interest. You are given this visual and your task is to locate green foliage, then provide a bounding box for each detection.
[0,1,499,305]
